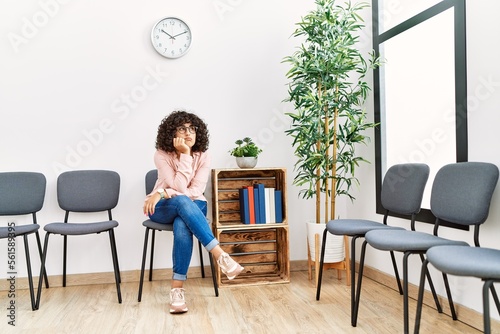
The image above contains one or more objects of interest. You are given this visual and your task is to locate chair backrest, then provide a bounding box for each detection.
[431,162,499,226]
[145,170,158,195]
[0,172,46,216]
[381,163,430,215]
[57,170,120,212]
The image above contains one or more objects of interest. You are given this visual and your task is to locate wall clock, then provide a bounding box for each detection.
[151,17,192,59]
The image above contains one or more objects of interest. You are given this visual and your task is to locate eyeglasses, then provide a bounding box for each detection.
[176,125,197,134]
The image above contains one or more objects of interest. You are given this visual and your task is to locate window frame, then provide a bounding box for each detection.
[372,0,468,230]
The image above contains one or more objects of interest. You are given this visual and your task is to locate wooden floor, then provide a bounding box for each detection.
[0,270,491,334]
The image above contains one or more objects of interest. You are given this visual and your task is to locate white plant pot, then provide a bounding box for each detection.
[307,222,345,263]
[236,157,258,168]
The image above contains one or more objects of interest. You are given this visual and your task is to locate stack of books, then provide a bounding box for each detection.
[238,183,283,224]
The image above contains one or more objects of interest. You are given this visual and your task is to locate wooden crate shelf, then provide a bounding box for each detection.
[215,227,290,286]
[211,168,289,287]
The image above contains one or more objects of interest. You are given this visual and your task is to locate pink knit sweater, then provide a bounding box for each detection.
[146,149,211,202]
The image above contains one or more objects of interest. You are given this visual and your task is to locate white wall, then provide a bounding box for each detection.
[1,0,498,321]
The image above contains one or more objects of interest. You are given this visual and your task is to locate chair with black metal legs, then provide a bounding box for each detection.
[365,162,499,334]
[0,172,49,311]
[137,169,218,302]
[415,245,500,334]
[316,163,430,327]
[35,170,122,309]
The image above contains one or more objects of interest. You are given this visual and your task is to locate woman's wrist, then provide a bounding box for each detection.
[157,188,171,199]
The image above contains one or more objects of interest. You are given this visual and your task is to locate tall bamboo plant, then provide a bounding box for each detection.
[283,0,381,224]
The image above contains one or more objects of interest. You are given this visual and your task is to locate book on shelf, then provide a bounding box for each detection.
[246,185,256,224]
[252,186,260,224]
[265,187,275,224]
[238,188,250,224]
[274,189,283,223]
[253,183,266,224]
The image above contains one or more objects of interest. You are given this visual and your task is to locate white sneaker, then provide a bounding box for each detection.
[217,253,244,280]
[169,288,188,314]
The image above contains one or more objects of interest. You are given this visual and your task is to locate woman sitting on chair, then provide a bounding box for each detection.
[143,110,244,314]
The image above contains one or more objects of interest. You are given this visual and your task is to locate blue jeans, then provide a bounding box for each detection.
[149,195,219,281]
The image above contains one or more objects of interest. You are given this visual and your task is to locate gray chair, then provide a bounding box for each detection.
[137,169,218,302]
[316,163,430,327]
[35,170,122,309]
[415,246,500,334]
[365,162,499,334]
[0,172,48,310]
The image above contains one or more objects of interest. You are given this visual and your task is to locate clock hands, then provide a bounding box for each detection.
[161,29,175,40]
[160,29,187,45]
[172,30,188,38]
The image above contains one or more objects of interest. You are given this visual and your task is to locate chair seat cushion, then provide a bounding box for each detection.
[44,221,118,235]
[0,224,39,238]
[365,229,468,252]
[326,219,404,236]
[142,219,173,231]
[427,245,500,279]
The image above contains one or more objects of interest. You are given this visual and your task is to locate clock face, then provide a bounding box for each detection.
[151,17,192,59]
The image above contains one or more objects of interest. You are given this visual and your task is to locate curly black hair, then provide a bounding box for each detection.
[155,110,210,152]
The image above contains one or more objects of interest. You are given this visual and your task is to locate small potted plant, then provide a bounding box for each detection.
[229,137,262,168]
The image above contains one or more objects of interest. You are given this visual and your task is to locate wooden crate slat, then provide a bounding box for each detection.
[214,169,282,179]
[216,190,239,201]
[219,241,276,254]
[227,264,278,276]
[216,179,279,191]
[220,274,287,286]
[217,179,256,189]
[218,229,277,242]
[236,264,278,274]
[218,212,241,222]
[232,252,277,264]
[218,201,239,212]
